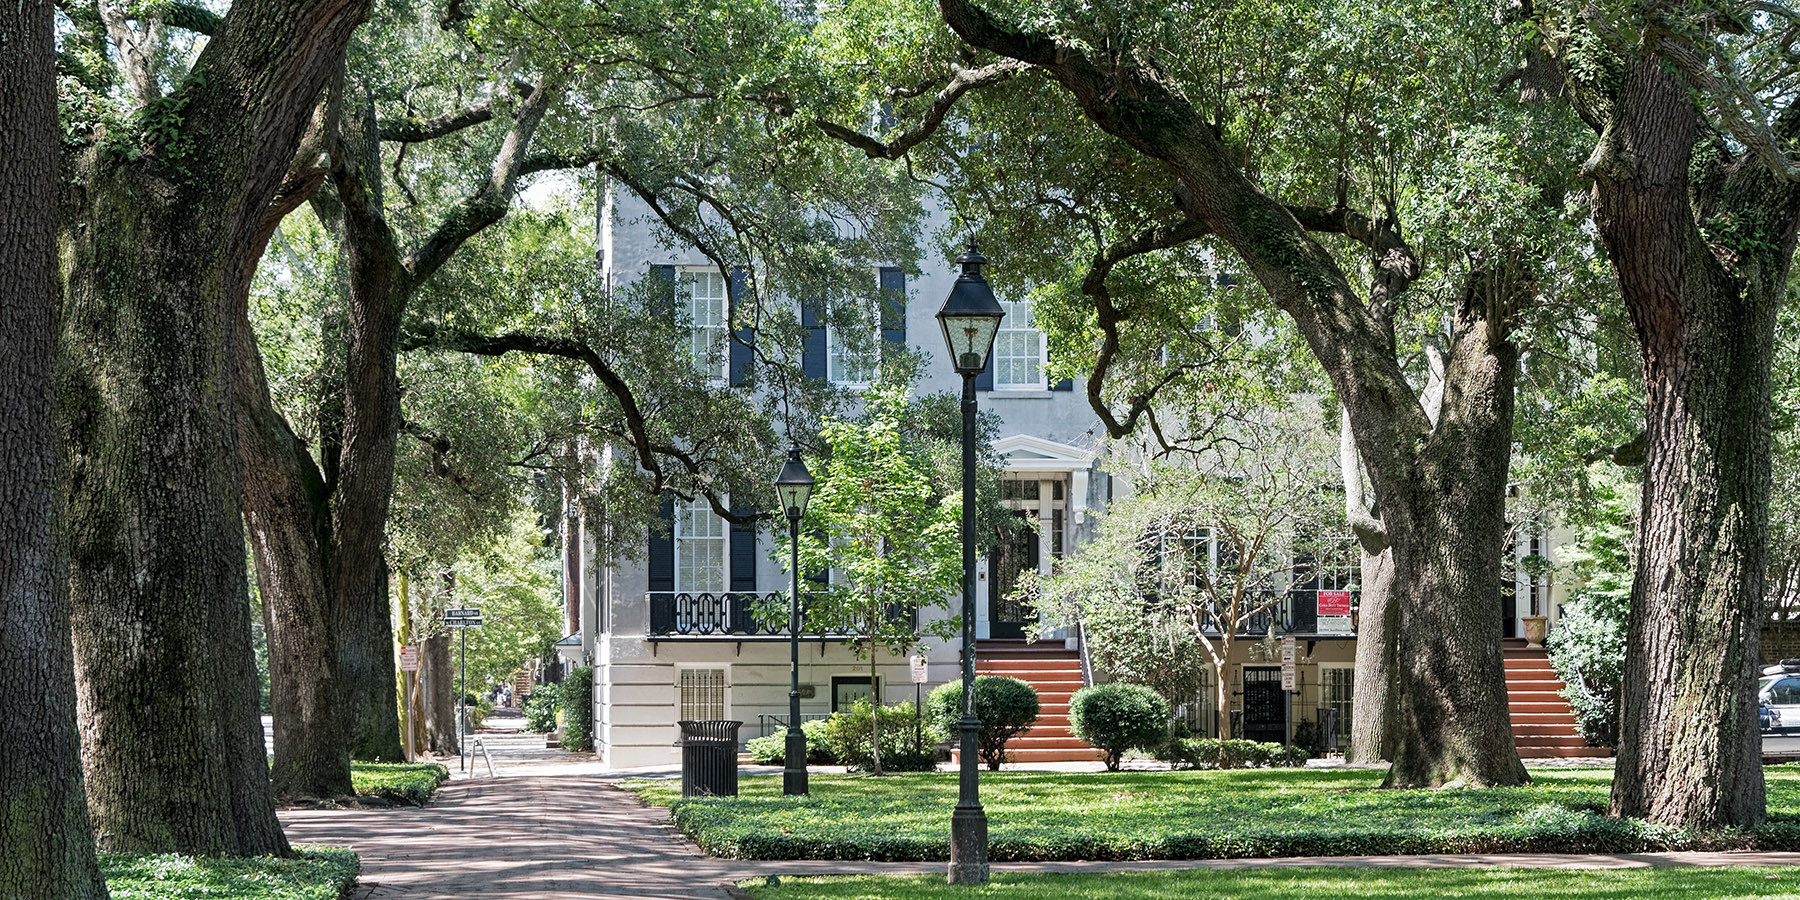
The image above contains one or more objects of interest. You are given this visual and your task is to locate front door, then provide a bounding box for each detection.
[1241,666,1286,744]
[989,511,1039,640]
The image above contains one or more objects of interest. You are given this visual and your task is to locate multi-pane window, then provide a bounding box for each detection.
[1321,665,1354,743]
[681,268,730,382]
[993,298,1044,389]
[678,667,727,721]
[827,298,878,385]
[675,496,727,594]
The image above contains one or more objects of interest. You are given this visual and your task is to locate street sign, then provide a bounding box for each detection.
[444,614,483,628]
[399,644,420,672]
[446,607,481,618]
[910,655,929,684]
[1317,616,1353,635]
[1317,590,1352,617]
[1281,636,1297,691]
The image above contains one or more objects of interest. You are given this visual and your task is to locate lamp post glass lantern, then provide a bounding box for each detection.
[936,240,1004,885]
[773,446,815,796]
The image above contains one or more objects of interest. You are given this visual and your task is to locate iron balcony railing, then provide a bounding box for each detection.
[647,591,917,638]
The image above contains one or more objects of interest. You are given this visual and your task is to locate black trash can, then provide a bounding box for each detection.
[678,720,742,797]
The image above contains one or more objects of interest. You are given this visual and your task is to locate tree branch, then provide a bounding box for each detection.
[403,73,564,282]
[1080,216,1211,440]
[813,59,1027,160]
[400,325,761,524]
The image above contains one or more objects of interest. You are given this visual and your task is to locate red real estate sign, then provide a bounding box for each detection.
[1318,590,1352,616]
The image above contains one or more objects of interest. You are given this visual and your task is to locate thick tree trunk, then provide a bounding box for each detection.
[1588,59,1797,827]
[0,0,108,892]
[421,632,459,756]
[1381,305,1527,787]
[1347,548,1392,763]
[61,164,292,855]
[56,0,368,854]
[238,325,353,799]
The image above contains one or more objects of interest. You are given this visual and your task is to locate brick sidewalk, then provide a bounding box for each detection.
[281,776,1800,898]
[282,776,740,899]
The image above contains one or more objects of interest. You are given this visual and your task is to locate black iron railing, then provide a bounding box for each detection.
[646,591,918,638]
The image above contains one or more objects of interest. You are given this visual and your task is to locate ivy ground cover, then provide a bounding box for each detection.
[742,866,1800,900]
[626,767,1800,861]
[102,847,358,900]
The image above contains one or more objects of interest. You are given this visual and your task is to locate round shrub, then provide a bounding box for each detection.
[926,676,1040,771]
[1069,682,1169,770]
[745,718,837,765]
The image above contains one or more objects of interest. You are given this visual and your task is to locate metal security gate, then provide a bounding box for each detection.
[1241,666,1285,744]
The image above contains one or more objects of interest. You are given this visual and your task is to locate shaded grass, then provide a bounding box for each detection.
[627,767,1800,861]
[351,761,450,806]
[742,867,1800,900]
[101,846,358,900]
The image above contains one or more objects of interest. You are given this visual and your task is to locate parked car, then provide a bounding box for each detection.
[1759,660,1800,734]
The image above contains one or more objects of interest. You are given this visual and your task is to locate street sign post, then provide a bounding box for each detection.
[442,608,483,772]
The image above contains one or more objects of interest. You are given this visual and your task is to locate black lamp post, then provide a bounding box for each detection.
[773,446,815,796]
[936,241,1005,885]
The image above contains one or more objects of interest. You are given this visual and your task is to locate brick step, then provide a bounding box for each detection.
[1513,723,1583,738]
[1504,698,1576,712]
[1506,679,1569,693]
[976,645,1080,660]
[1510,712,1581,726]
[1006,736,1095,749]
[1518,746,1613,759]
[976,658,1084,672]
[1503,660,1556,672]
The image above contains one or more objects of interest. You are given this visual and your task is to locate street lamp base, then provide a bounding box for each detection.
[947,804,989,884]
[783,730,809,796]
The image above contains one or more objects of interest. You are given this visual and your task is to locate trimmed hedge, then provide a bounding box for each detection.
[1068,683,1168,771]
[561,666,594,752]
[522,683,561,733]
[350,761,451,806]
[1164,738,1310,770]
[746,718,837,765]
[925,676,1039,770]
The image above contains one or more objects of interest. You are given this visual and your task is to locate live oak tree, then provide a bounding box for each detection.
[1541,0,1800,826]
[0,0,107,893]
[54,0,367,854]
[794,0,1606,786]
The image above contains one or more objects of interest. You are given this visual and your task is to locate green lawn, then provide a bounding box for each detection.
[626,767,1800,861]
[742,867,1800,900]
[101,847,358,900]
[350,760,450,805]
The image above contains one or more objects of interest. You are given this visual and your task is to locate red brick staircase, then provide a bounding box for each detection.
[952,639,1103,765]
[1505,639,1611,759]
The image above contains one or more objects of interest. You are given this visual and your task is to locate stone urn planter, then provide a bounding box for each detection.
[1521,615,1548,649]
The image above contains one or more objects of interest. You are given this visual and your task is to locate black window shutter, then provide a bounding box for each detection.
[729,268,755,386]
[1051,375,1074,391]
[801,299,827,379]
[975,352,994,391]
[647,495,675,592]
[650,265,677,320]
[879,267,906,350]
[807,527,829,587]
[729,510,757,593]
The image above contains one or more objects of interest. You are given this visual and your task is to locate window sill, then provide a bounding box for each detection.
[988,390,1053,399]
